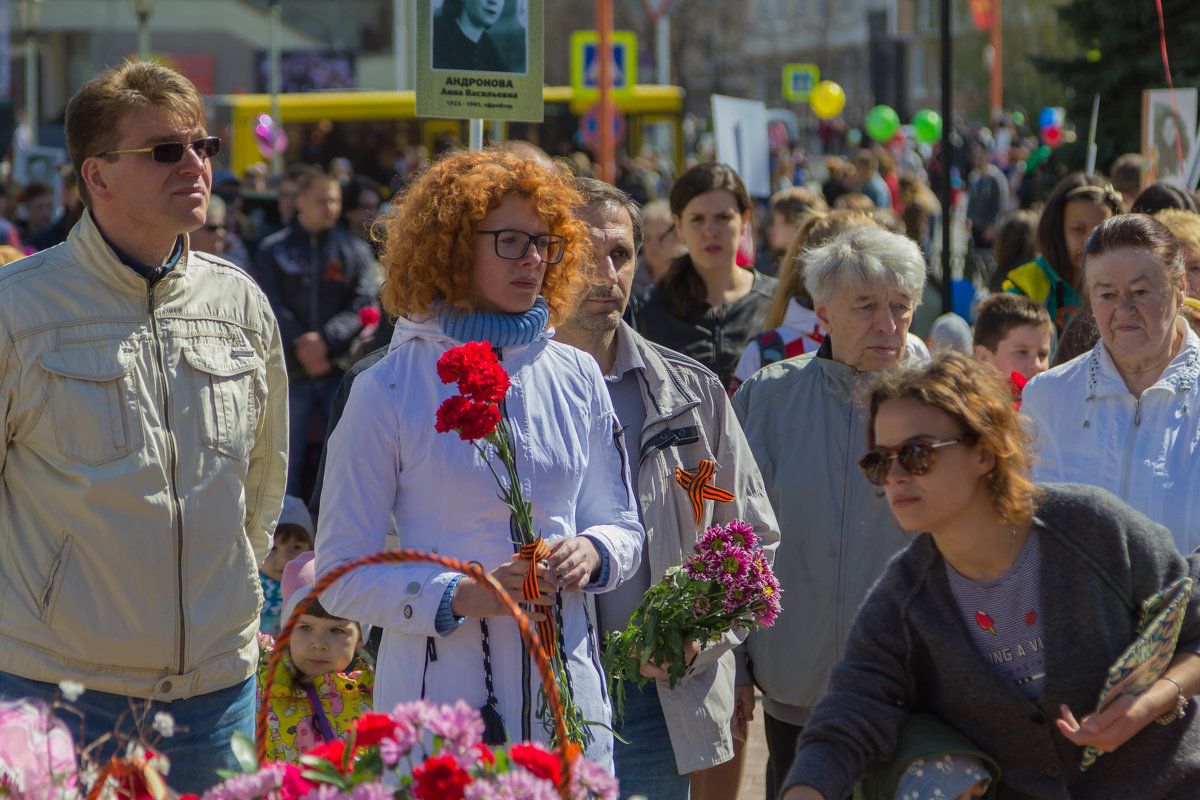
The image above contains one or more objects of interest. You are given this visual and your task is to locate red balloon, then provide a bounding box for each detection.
[1043,125,1062,147]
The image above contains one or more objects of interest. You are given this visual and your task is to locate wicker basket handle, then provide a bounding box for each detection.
[255,548,574,796]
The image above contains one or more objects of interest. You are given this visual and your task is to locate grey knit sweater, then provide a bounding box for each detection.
[785,483,1200,800]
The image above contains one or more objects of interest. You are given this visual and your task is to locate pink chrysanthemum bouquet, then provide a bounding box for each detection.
[602,521,781,720]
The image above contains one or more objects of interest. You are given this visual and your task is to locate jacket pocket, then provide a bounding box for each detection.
[39,534,74,625]
[183,344,261,460]
[38,345,144,466]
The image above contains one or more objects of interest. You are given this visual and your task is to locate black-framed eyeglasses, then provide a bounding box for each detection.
[477,229,565,264]
[202,223,225,234]
[859,438,962,486]
[96,137,222,164]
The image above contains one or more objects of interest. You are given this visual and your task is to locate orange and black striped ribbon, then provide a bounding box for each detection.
[518,537,556,660]
[676,459,735,525]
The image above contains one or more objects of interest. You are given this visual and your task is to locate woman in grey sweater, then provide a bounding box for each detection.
[782,353,1200,800]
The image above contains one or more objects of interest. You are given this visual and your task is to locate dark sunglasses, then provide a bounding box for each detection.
[859,438,961,486]
[97,136,222,164]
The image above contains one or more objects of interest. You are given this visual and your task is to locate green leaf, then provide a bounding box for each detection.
[229,729,258,773]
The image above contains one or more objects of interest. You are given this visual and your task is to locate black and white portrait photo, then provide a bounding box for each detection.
[432,0,528,74]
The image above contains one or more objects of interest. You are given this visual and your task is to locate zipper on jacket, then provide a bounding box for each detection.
[1118,396,1142,499]
[713,305,726,381]
[149,282,188,675]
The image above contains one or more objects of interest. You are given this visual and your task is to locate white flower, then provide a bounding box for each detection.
[58,680,85,701]
[152,710,176,738]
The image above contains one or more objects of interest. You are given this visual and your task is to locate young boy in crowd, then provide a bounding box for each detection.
[972,293,1054,402]
[259,552,373,764]
[260,495,315,634]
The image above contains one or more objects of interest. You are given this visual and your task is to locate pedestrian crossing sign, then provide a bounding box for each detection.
[782,64,820,103]
[571,30,638,99]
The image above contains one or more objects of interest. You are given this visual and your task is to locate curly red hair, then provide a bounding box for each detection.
[378,147,587,324]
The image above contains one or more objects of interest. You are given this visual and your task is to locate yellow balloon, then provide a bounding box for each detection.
[810,81,846,120]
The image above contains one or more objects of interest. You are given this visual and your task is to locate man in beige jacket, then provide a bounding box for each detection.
[0,61,287,793]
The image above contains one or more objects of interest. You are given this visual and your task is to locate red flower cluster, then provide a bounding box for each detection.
[359,305,382,328]
[437,341,510,404]
[435,395,501,441]
[509,742,563,784]
[353,712,399,751]
[412,754,473,800]
[306,740,349,773]
[435,342,512,441]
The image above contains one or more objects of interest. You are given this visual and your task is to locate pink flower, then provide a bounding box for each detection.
[725,520,761,549]
[682,554,710,580]
[496,767,560,800]
[0,700,78,798]
[425,700,484,754]
[569,754,620,800]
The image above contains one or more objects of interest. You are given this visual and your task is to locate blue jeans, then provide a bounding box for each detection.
[613,679,690,800]
[0,671,255,796]
[287,374,342,496]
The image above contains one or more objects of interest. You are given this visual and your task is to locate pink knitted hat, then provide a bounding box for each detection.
[280,551,316,625]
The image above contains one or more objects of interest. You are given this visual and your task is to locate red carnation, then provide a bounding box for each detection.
[352,711,399,750]
[473,742,496,766]
[457,360,511,404]
[277,765,316,800]
[359,306,381,328]
[411,754,473,800]
[305,740,349,773]
[436,395,501,440]
[509,742,562,784]
[437,341,499,385]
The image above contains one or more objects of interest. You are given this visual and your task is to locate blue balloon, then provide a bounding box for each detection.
[1038,106,1057,130]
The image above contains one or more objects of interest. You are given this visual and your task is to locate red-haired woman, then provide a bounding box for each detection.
[314,147,644,767]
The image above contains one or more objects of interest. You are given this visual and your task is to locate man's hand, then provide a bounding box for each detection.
[450,560,555,620]
[294,331,331,377]
[732,683,755,742]
[639,640,701,679]
[544,536,602,592]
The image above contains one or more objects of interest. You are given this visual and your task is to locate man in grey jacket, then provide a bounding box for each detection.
[731,227,927,799]
[0,62,287,793]
[555,178,779,799]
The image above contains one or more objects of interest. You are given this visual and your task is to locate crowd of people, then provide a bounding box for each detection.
[6,59,1200,800]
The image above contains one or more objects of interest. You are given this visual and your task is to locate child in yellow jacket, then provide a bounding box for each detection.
[258,552,373,763]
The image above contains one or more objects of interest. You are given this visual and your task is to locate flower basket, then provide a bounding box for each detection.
[255,548,577,798]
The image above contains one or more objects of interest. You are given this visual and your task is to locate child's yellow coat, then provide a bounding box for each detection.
[258,650,374,763]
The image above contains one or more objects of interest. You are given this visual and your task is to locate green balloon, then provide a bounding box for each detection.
[912,109,942,144]
[1024,144,1052,174]
[865,105,901,142]
[1011,110,1026,126]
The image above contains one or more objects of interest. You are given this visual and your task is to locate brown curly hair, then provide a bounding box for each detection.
[866,352,1043,527]
[378,147,588,324]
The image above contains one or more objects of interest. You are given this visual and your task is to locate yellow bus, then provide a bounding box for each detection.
[207,85,685,180]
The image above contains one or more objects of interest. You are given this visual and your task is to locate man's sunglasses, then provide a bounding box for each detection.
[858,438,962,486]
[96,137,222,164]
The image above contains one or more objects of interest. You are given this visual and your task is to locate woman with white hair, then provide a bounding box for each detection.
[732,226,928,798]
